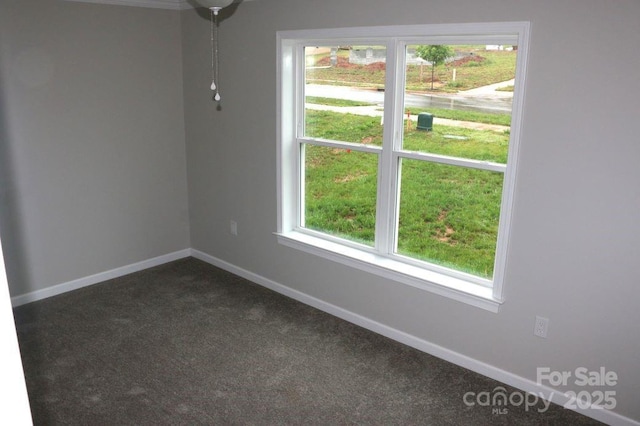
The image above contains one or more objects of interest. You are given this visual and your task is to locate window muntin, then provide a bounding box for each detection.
[278,23,529,309]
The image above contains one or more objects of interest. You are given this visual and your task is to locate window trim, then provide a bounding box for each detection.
[276,22,530,312]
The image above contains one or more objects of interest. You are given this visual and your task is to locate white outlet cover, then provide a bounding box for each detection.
[534,316,549,338]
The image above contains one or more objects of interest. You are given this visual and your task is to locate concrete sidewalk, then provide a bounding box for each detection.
[458,79,515,98]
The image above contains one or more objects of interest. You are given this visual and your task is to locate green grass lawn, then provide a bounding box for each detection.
[305,96,512,126]
[404,107,511,127]
[306,96,376,107]
[303,110,509,278]
[496,85,515,92]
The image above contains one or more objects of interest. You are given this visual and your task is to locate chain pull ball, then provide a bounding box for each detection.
[210,8,221,101]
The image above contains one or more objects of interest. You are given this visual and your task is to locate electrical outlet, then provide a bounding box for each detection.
[534,316,549,338]
[230,220,238,236]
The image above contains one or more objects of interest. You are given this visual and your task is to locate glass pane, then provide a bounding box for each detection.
[304,45,386,144]
[402,44,517,163]
[303,145,378,246]
[396,159,504,278]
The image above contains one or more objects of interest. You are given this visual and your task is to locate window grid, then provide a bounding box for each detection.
[296,39,507,286]
[277,22,530,309]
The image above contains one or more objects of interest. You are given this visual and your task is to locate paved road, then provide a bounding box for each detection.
[306,83,513,114]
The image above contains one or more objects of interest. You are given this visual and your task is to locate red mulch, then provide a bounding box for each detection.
[316,56,386,71]
[448,55,485,67]
[315,54,485,70]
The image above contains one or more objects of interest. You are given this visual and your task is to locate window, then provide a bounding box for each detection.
[277,23,530,312]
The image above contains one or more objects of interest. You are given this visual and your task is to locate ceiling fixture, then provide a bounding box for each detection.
[194,0,235,102]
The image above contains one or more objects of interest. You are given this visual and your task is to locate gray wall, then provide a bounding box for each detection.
[1,0,638,422]
[182,0,640,422]
[0,0,190,296]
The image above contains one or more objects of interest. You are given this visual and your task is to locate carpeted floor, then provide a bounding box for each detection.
[13,257,600,425]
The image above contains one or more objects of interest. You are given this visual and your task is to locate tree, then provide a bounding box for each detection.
[415,45,454,90]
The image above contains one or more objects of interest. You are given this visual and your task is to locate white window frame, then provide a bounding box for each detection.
[276,22,530,312]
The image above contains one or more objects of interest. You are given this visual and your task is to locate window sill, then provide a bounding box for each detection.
[276,231,503,313]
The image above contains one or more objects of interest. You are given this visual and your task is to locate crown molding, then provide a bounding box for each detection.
[62,0,184,9]
[62,0,255,11]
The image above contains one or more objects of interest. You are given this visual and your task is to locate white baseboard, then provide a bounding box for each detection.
[10,249,192,307]
[191,249,638,426]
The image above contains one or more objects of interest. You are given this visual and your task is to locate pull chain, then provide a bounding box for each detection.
[210,9,221,101]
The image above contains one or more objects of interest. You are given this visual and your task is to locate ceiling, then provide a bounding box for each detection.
[62,0,255,10]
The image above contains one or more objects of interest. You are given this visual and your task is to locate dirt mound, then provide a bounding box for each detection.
[449,55,485,67]
[316,56,386,71]
[365,62,386,71]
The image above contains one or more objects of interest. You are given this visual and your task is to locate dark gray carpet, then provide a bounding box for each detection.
[13,257,600,425]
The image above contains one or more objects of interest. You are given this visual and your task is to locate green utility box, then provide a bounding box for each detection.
[417,112,434,131]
